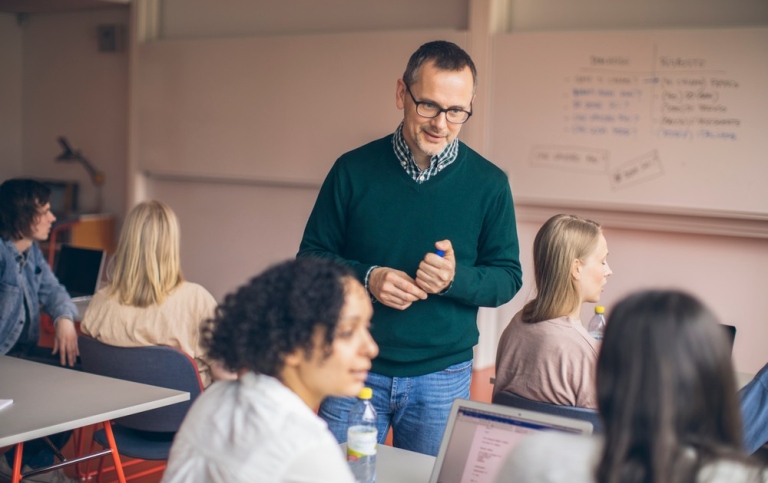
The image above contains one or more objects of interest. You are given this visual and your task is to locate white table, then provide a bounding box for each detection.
[737,372,755,390]
[342,444,435,483]
[0,356,189,482]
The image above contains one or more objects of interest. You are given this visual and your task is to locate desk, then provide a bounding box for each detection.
[737,372,756,390]
[342,444,435,483]
[0,356,189,481]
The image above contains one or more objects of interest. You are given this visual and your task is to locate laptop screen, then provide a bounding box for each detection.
[429,399,593,483]
[54,245,106,300]
[720,324,736,354]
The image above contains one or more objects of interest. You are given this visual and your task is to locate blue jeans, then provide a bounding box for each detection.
[740,363,768,454]
[3,432,71,469]
[319,359,473,456]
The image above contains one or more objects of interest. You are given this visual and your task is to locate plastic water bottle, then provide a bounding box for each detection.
[347,387,377,483]
[588,305,606,340]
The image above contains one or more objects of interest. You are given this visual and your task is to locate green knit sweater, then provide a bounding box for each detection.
[298,135,522,376]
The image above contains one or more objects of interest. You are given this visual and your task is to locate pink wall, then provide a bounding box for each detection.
[138,1,766,373]
[10,2,766,375]
[0,14,23,181]
[20,9,128,219]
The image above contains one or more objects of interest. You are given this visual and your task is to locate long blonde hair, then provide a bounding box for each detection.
[109,200,184,307]
[522,214,601,323]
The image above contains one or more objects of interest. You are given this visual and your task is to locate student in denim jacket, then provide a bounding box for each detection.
[0,178,78,483]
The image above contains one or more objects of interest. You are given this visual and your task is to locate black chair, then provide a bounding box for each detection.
[77,336,204,481]
[492,390,603,433]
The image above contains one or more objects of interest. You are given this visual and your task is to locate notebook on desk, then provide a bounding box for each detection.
[54,245,106,303]
[428,399,593,483]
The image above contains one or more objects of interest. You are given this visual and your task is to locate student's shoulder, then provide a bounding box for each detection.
[27,242,52,268]
[177,281,215,300]
[699,459,768,483]
[169,282,217,315]
[501,432,599,483]
[0,238,14,260]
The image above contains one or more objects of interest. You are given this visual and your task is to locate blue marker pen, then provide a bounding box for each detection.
[435,249,445,257]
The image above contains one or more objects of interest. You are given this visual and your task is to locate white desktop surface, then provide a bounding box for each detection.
[737,371,755,390]
[73,298,91,321]
[0,355,189,447]
[342,444,435,483]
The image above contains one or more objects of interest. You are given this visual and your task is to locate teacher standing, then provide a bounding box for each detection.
[297,40,522,456]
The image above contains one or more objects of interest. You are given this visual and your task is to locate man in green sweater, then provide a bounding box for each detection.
[297,40,522,456]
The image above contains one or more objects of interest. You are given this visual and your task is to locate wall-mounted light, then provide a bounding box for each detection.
[55,136,105,213]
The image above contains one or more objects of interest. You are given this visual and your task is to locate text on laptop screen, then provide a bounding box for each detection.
[434,405,588,483]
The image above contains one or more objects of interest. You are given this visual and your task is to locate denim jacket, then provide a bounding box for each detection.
[740,363,768,453]
[0,238,77,354]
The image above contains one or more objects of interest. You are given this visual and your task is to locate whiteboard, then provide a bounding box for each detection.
[489,28,768,217]
[136,30,467,186]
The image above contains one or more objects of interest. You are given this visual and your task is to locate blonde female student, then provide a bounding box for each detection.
[494,214,612,409]
[162,258,379,482]
[81,200,233,387]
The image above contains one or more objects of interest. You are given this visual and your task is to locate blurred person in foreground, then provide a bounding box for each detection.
[499,289,767,483]
[162,258,378,482]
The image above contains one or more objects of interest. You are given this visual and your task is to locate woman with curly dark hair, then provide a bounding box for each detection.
[162,257,378,483]
[499,289,767,483]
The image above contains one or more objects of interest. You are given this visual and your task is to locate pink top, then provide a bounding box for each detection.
[494,309,599,409]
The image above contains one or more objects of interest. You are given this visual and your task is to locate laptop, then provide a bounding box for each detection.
[54,244,106,303]
[721,324,736,354]
[428,399,593,483]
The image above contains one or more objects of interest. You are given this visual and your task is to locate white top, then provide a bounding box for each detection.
[162,372,355,483]
[498,432,768,483]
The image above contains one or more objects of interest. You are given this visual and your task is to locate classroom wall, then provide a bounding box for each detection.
[158,0,469,38]
[19,8,129,219]
[134,0,768,374]
[506,0,768,31]
[0,14,23,181]
[10,1,764,374]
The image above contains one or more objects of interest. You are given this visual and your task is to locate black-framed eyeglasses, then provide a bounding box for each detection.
[405,83,473,124]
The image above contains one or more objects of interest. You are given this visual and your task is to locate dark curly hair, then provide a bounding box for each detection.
[203,257,354,377]
[0,179,51,241]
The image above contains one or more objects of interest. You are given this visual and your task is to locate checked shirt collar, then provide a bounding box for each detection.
[391,122,458,184]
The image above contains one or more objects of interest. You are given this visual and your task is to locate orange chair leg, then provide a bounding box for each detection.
[102,421,127,483]
[11,442,23,483]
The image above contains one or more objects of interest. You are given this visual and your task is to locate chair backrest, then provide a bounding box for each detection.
[78,336,204,432]
[492,390,603,433]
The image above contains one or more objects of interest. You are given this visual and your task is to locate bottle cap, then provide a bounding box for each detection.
[435,249,445,257]
[359,387,373,399]
[595,306,605,314]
